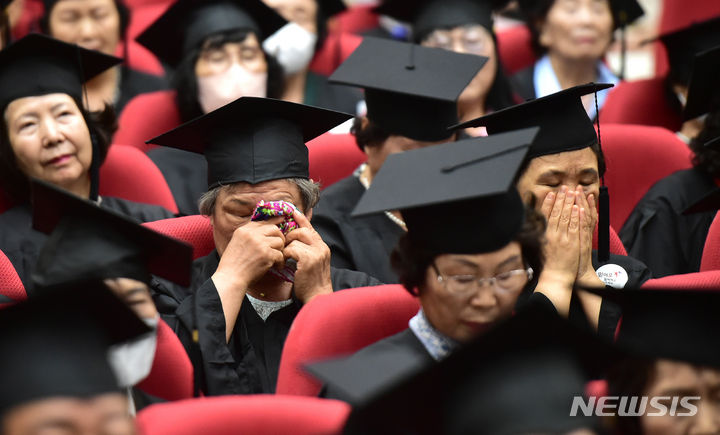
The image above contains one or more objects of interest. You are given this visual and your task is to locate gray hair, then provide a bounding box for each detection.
[197,178,321,216]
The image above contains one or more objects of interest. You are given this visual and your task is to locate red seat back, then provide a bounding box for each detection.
[136,395,350,435]
[113,90,182,152]
[700,212,720,272]
[142,215,214,260]
[276,284,420,396]
[100,145,178,213]
[309,32,363,76]
[600,78,682,131]
[641,270,720,289]
[121,2,175,76]
[307,133,366,189]
[0,249,26,304]
[601,124,693,230]
[136,318,194,401]
[332,4,379,34]
[592,224,627,256]
[496,25,537,75]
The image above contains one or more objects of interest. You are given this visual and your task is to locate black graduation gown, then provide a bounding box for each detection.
[151,250,381,396]
[0,197,174,292]
[510,66,536,101]
[312,175,405,284]
[320,328,434,405]
[115,66,169,116]
[619,168,717,278]
[147,148,207,216]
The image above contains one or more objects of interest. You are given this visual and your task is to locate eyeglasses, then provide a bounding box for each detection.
[422,25,492,55]
[432,263,533,295]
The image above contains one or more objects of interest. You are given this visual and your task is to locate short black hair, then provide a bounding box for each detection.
[690,110,720,177]
[391,204,546,297]
[350,116,391,152]
[40,0,131,41]
[0,98,116,204]
[172,29,285,123]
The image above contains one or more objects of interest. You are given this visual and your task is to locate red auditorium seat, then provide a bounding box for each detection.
[496,25,537,75]
[121,2,175,76]
[600,78,682,132]
[10,0,43,40]
[100,145,178,213]
[136,395,350,435]
[142,215,214,260]
[332,4,379,34]
[123,0,175,10]
[592,224,627,256]
[276,284,420,396]
[601,124,693,230]
[113,90,182,152]
[641,270,720,289]
[700,212,720,272]
[135,318,194,401]
[309,32,363,77]
[307,133,366,189]
[0,249,26,304]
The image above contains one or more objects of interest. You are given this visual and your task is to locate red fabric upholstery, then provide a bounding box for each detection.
[496,25,537,75]
[307,133,366,189]
[599,78,682,131]
[120,2,175,76]
[276,284,420,396]
[700,212,720,272]
[136,395,350,435]
[100,145,178,213]
[142,215,213,260]
[113,90,182,152]
[135,318,193,401]
[309,32,363,76]
[123,0,175,10]
[332,4,379,34]
[0,249,26,303]
[592,224,627,256]
[600,124,693,230]
[10,0,43,40]
[641,270,720,289]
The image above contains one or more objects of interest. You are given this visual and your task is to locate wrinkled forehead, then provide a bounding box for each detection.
[525,147,600,177]
[221,179,302,205]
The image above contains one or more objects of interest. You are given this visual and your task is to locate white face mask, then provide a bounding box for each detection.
[197,63,267,114]
[107,316,159,388]
[262,22,317,75]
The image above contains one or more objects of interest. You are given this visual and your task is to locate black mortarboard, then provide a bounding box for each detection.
[374,0,501,42]
[30,179,193,288]
[0,34,120,111]
[655,15,720,85]
[584,287,720,368]
[0,280,149,416]
[137,0,286,68]
[683,45,720,121]
[147,97,352,190]
[329,36,488,142]
[455,83,611,158]
[352,127,537,255]
[329,304,617,434]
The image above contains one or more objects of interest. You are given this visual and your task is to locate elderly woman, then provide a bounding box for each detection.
[375,0,518,136]
[136,0,286,216]
[605,289,720,435]
[455,83,651,340]
[0,34,174,287]
[513,0,642,119]
[148,97,380,396]
[311,37,488,283]
[260,0,362,113]
[39,0,167,113]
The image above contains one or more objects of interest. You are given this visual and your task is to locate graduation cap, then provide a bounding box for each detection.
[137,0,287,68]
[653,15,720,85]
[352,127,538,255]
[683,45,720,121]
[374,0,503,42]
[147,97,353,190]
[0,33,120,110]
[583,287,720,368]
[30,179,193,288]
[455,83,614,261]
[329,36,488,142]
[313,304,617,434]
[0,280,149,416]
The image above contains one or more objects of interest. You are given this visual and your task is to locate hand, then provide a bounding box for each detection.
[539,186,581,284]
[574,186,601,286]
[283,209,333,303]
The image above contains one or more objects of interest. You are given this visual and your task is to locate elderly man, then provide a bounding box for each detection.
[149,97,380,395]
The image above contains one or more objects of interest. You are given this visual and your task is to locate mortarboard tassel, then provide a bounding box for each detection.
[594,86,610,262]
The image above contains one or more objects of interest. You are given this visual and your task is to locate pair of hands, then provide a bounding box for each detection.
[213,209,332,304]
[540,185,603,289]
